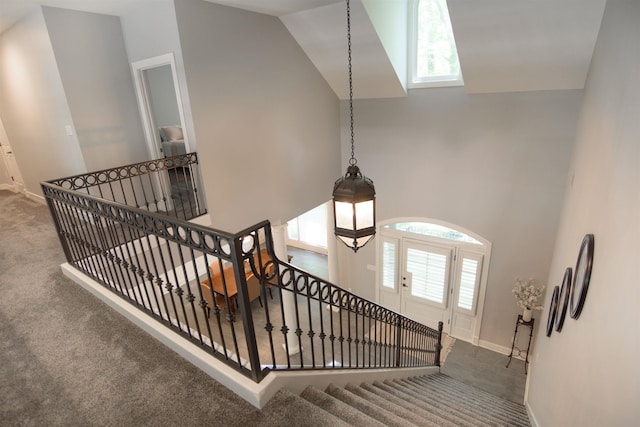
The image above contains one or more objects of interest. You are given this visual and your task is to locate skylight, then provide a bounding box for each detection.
[410,0,463,88]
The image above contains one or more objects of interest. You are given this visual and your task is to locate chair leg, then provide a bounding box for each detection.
[258,296,263,308]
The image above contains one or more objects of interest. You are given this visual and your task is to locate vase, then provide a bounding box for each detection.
[522,308,532,322]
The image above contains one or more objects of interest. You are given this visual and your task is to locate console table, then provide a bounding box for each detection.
[506,314,534,374]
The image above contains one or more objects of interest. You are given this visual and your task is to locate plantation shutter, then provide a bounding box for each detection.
[381,237,399,290]
[405,242,451,307]
[455,251,483,314]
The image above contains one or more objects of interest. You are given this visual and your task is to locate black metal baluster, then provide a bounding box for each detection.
[305,276,316,368]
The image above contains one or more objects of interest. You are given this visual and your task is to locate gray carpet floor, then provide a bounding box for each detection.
[0,190,315,426]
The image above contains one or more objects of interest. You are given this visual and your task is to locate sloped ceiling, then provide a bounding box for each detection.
[448,0,607,94]
[281,1,407,100]
[0,0,606,97]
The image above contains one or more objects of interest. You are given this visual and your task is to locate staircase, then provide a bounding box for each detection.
[258,373,530,426]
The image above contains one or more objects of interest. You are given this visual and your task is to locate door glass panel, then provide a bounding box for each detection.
[382,240,397,289]
[407,248,447,304]
[457,258,478,310]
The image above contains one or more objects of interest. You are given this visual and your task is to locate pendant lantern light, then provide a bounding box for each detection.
[332,0,376,253]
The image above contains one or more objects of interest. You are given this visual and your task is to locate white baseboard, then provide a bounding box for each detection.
[0,184,11,191]
[25,189,45,204]
[478,339,511,355]
[526,401,540,427]
[478,339,529,361]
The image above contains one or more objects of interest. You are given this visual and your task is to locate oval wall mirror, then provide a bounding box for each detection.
[570,234,594,319]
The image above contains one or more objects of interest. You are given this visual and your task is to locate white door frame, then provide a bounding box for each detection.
[0,115,25,193]
[375,217,492,345]
[131,53,191,160]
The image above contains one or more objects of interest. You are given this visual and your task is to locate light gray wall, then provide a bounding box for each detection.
[174,0,341,232]
[527,1,640,425]
[338,87,582,349]
[146,65,181,128]
[120,1,197,153]
[0,8,86,196]
[44,7,147,171]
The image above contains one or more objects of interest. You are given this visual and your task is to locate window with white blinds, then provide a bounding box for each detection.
[382,240,398,289]
[456,253,483,313]
[407,248,448,304]
[457,259,478,310]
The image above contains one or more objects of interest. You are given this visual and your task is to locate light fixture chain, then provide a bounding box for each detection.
[347,0,356,167]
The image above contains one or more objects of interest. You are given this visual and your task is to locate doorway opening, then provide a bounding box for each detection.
[377,218,491,344]
[132,53,190,161]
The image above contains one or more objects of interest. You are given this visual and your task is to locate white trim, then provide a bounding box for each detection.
[478,338,511,356]
[526,402,540,427]
[131,53,191,158]
[60,262,440,408]
[25,190,45,204]
[407,0,464,89]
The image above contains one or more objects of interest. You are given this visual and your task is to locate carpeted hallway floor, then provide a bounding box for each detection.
[0,190,329,426]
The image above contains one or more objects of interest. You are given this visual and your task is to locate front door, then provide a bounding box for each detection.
[378,223,487,343]
[400,239,453,332]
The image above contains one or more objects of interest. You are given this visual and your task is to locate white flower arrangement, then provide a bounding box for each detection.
[512,277,545,310]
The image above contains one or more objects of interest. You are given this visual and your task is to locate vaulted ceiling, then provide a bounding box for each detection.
[0,0,607,98]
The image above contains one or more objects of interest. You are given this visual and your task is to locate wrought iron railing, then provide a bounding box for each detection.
[42,157,442,383]
[47,153,205,221]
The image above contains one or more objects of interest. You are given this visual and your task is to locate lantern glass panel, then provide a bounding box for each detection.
[355,200,374,230]
[335,201,354,229]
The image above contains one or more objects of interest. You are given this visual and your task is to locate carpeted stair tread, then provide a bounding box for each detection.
[415,374,527,411]
[257,389,351,427]
[411,375,530,424]
[416,374,530,416]
[389,378,516,427]
[397,377,528,427]
[326,383,419,427]
[344,382,448,426]
[407,375,530,426]
[374,379,497,427]
[357,382,464,427]
[300,385,386,427]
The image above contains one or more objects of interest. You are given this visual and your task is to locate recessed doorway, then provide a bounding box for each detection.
[377,219,491,344]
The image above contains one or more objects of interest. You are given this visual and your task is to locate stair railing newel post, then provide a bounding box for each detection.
[435,321,444,367]
[229,233,263,382]
[395,316,402,367]
[41,185,71,263]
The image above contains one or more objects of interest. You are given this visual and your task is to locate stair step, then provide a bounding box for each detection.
[344,383,442,426]
[411,375,530,425]
[326,383,419,427]
[418,374,530,415]
[271,372,530,427]
[300,386,386,427]
[374,379,496,427]
[412,375,530,425]
[403,377,528,426]
[353,382,463,427]
[258,388,350,426]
